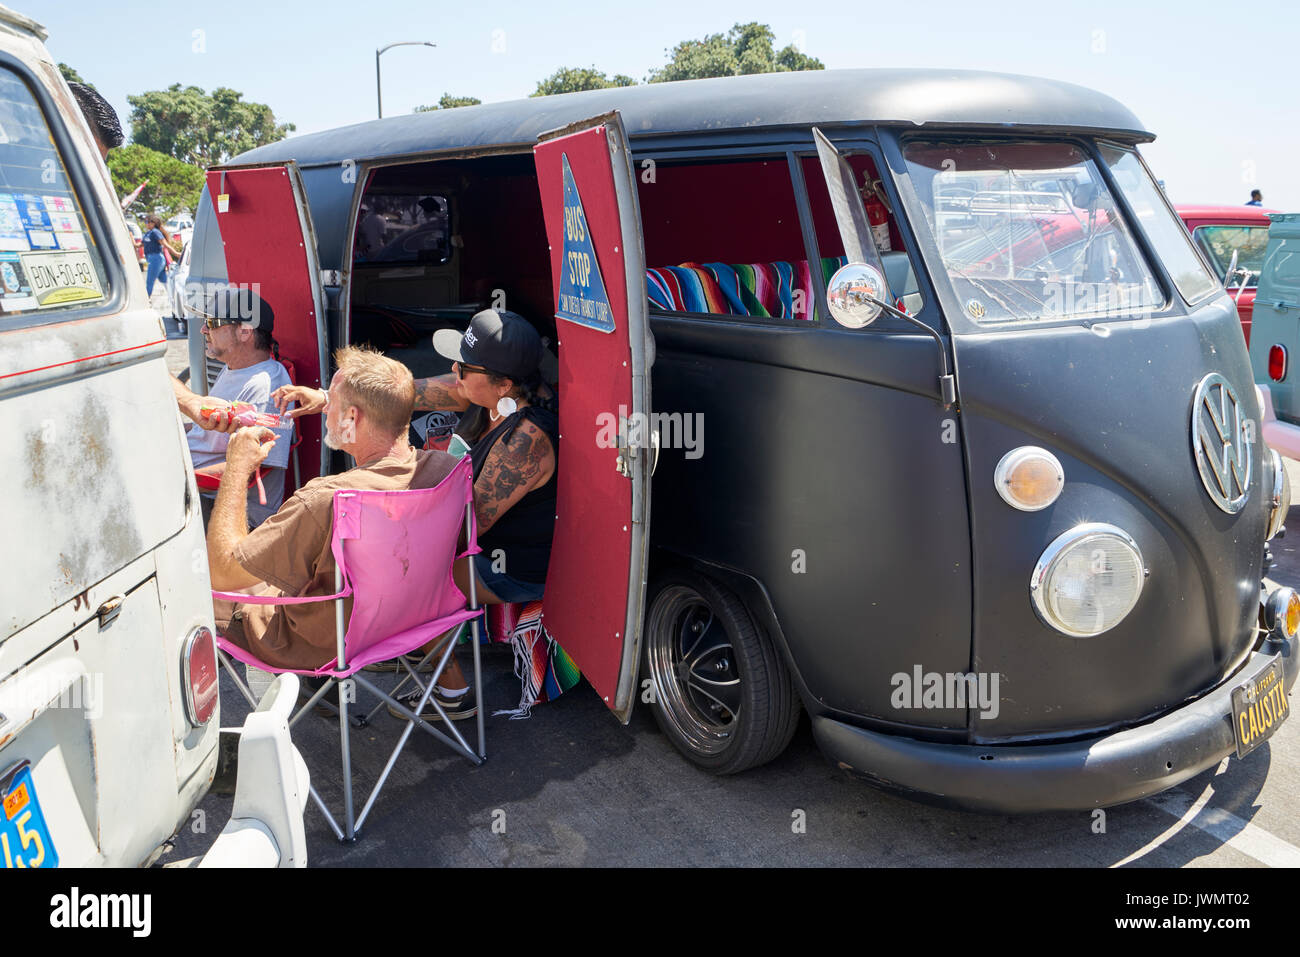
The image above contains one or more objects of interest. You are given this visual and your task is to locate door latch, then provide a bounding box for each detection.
[615,414,639,478]
[97,595,124,628]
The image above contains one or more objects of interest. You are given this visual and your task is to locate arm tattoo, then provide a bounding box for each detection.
[413,373,469,412]
[473,423,554,533]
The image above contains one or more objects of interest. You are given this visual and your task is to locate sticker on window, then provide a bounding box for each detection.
[0,194,27,251]
[0,252,36,311]
[19,249,104,307]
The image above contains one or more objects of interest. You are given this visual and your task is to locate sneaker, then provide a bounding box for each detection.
[387,685,478,721]
[362,651,437,674]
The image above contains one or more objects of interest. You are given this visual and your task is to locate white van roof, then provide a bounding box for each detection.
[0,5,46,41]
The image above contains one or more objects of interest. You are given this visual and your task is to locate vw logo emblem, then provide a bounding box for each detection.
[1191,373,1251,513]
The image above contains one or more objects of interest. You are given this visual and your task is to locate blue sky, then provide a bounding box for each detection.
[25,0,1300,209]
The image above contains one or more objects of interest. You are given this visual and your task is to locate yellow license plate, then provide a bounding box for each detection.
[1231,657,1289,759]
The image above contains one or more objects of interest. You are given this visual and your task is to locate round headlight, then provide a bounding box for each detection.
[995,447,1065,511]
[1267,448,1290,541]
[1030,523,1146,637]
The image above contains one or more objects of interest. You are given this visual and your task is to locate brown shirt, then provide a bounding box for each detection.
[224,446,457,670]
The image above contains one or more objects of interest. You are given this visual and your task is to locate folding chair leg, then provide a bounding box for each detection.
[307,784,344,842]
[355,709,419,832]
[338,675,356,841]
[218,651,260,710]
[471,616,485,759]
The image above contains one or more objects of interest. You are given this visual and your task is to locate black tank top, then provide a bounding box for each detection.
[468,405,559,585]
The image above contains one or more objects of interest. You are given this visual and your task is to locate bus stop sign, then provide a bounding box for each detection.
[555,154,615,333]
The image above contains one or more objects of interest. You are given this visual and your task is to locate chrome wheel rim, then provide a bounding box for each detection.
[646,585,740,754]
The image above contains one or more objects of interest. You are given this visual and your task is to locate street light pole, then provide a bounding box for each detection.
[376,41,436,119]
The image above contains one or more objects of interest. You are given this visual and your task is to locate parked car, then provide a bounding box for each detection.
[189,66,1295,813]
[166,239,192,327]
[1177,204,1275,345]
[0,5,306,867]
[166,212,193,248]
[122,217,145,269]
[1249,212,1300,461]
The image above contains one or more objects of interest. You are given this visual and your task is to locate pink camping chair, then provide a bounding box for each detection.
[213,455,484,842]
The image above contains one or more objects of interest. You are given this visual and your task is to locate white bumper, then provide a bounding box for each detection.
[1257,385,1300,462]
[199,674,310,868]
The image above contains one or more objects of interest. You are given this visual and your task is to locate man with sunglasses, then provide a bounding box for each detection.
[170,287,293,526]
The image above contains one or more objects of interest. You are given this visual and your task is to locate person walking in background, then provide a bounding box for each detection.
[1247,189,1264,207]
[142,213,182,298]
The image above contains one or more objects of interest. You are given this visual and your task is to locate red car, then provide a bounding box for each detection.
[1176,204,1275,345]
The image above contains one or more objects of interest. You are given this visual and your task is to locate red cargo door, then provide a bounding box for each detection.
[534,113,652,722]
[204,162,329,485]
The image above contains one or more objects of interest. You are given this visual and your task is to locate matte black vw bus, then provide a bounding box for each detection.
[184,68,1295,812]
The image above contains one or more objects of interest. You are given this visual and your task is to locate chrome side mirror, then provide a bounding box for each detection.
[827,262,888,329]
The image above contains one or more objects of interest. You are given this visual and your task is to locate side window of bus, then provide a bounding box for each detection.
[0,68,111,325]
[637,157,820,322]
[800,153,926,320]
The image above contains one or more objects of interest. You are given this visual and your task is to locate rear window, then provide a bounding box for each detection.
[0,68,110,322]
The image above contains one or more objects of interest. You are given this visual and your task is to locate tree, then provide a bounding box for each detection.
[648,22,823,83]
[58,63,88,87]
[127,84,294,167]
[532,66,635,97]
[106,144,205,219]
[414,94,482,112]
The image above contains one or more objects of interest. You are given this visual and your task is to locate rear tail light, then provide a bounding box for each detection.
[1269,344,1287,381]
[182,626,218,725]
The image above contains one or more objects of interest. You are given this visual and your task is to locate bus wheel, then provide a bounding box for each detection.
[642,571,800,774]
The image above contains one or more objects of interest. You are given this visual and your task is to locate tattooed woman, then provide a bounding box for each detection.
[274,309,556,718]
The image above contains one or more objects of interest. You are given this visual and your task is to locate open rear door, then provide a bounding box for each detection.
[534,112,652,723]
[203,162,329,485]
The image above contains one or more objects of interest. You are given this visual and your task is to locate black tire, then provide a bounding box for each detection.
[641,569,800,774]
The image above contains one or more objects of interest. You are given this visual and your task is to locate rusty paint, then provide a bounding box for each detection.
[73,638,79,652]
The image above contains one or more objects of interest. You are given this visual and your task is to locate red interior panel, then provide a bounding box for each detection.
[534,127,635,711]
[205,166,323,487]
[637,158,806,267]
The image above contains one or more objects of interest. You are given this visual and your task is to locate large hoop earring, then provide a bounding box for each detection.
[496,395,518,418]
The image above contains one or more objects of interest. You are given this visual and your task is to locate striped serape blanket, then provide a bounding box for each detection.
[478,601,581,718]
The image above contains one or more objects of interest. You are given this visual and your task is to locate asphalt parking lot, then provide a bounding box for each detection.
[158,349,1300,867]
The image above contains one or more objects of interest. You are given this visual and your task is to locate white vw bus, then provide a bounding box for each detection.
[0,5,304,867]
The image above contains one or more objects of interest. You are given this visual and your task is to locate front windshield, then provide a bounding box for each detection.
[902,140,1165,325]
[1193,226,1270,288]
[1099,145,1220,305]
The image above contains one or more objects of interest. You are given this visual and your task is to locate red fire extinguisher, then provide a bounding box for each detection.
[864,186,891,253]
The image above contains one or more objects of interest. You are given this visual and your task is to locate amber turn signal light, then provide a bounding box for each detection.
[995,447,1065,511]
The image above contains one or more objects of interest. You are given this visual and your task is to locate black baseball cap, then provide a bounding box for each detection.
[199,285,274,333]
[433,308,541,380]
